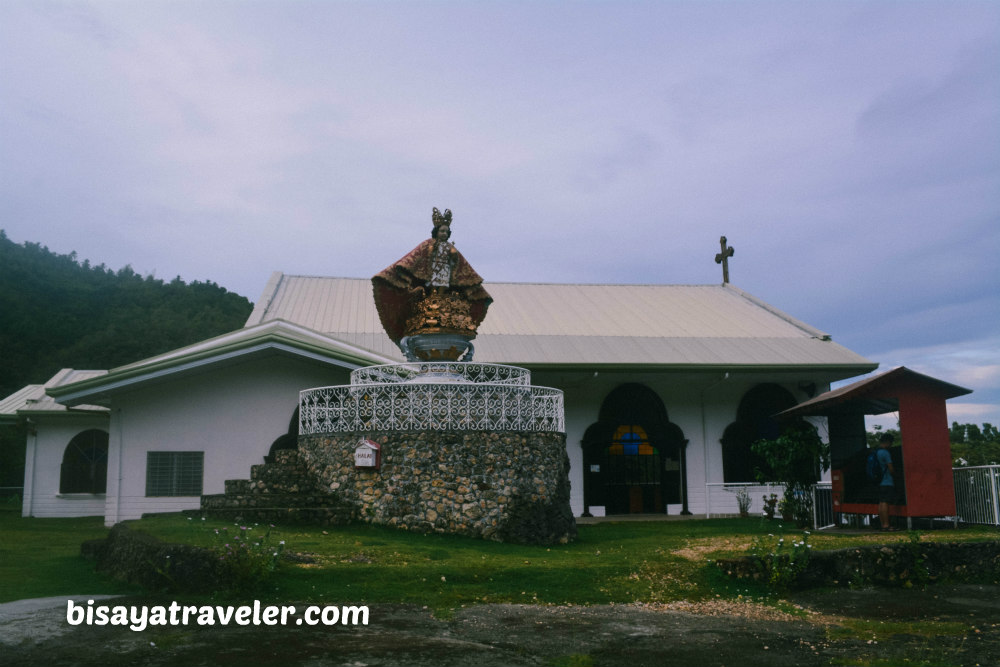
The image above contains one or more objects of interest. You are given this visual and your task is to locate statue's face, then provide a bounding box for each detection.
[434,225,451,241]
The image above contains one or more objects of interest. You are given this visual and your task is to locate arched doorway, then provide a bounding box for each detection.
[582,384,687,515]
[720,384,798,482]
[60,429,109,494]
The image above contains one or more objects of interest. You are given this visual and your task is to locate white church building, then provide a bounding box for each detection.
[2,272,876,525]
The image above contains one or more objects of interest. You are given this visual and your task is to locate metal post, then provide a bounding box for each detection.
[812,484,818,530]
[992,467,999,527]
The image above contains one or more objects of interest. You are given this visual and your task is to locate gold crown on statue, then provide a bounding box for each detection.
[432,207,452,228]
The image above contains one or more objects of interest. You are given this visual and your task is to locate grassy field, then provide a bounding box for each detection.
[3,504,997,607]
[0,508,141,602]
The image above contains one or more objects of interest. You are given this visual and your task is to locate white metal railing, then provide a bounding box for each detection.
[705,483,786,518]
[813,482,834,529]
[300,383,564,434]
[706,467,1000,528]
[953,465,1000,526]
[351,362,531,386]
[705,482,834,530]
[300,362,565,435]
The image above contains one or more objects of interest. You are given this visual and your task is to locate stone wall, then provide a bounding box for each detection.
[716,539,1000,589]
[82,524,223,593]
[298,430,576,545]
[200,450,356,526]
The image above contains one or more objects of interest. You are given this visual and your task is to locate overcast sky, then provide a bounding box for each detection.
[2,1,997,428]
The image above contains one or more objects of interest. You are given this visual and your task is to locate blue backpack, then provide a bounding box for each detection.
[866,449,883,483]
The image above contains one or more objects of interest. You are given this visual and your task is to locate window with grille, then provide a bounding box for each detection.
[145,452,204,496]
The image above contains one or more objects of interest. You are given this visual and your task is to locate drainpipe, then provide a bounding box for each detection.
[700,372,730,517]
[678,438,691,515]
[23,419,37,517]
[112,408,123,526]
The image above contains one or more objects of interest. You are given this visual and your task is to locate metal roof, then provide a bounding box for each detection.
[245,273,876,372]
[779,366,973,417]
[0,369,109,422]
[45,320,396,407]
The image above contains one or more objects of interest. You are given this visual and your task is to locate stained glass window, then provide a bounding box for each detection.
[608,425,656,456]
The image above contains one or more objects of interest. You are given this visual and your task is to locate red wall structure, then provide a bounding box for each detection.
[780,367,971,519]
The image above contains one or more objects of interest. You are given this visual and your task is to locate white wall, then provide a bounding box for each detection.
[104,355,351,525]
[22,413,109,518]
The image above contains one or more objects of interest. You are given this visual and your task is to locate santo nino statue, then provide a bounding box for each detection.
[372,208,492,361]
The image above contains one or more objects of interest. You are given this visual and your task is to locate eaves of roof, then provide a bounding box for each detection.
[47,321,394,406]
[0,381,109,423]
[778,366,973,418]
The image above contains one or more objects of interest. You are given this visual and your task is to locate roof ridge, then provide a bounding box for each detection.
[245,271,285,326]
[723,284,831,340]
[276,274,726,288]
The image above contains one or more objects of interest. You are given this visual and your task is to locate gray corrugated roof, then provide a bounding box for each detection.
[45,320,396,406]
[245,273,876,371]
[0,369,109,420]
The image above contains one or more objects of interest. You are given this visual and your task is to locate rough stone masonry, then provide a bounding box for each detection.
[298,430,576,545]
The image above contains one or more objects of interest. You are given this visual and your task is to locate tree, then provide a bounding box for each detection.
[0,230,255,488]
[950,422,1000,466]
[752,422,830,527]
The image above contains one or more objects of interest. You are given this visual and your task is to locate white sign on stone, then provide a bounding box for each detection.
[354,439,380,469]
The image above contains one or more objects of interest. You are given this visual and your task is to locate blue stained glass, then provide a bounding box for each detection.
[624,443,638,455]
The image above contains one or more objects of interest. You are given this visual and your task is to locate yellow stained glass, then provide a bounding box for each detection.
[609,424,655,455]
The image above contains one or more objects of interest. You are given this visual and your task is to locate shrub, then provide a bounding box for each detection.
[752,422,829,528]
[210,522,285,594]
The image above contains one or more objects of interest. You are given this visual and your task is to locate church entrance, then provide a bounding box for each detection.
[603,424,663,514]
[582,384,687,515]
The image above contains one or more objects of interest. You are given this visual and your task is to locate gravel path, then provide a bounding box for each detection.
[2,585,998,666]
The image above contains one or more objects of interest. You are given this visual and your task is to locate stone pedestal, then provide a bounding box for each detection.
[298,430,576,544]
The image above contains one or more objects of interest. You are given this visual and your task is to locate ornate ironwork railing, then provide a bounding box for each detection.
[350,362,531,386]
[300,363,564,434]
[300,383,564,434]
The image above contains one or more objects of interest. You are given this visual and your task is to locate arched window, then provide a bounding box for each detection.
[582,384,687,515]
[59,429,109,494]
[720,384,798,482]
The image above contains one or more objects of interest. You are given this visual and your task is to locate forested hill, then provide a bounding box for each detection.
[0,230,254,398]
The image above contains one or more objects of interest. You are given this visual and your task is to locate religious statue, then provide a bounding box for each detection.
[372,208,492,361]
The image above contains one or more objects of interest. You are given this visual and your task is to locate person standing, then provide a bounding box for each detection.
[877,433,897,531]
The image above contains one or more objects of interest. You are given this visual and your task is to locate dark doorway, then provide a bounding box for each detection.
[582,384,687,515]
[266,407,300,462]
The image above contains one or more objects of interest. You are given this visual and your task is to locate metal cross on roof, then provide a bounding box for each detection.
[715,236,735,284]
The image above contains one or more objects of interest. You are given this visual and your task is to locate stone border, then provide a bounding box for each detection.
[716,539,1000,588]
[81,524,224,593]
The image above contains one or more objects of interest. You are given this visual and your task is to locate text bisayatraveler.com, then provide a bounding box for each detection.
[67,598,369,631]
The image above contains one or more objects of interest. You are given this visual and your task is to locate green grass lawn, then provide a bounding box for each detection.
[4,505,996,608]
[0,507,141,602]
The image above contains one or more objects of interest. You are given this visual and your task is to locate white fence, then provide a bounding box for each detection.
[704,483,785,518]
[704,482,834,530]
[706,466,1000,529]
[953,465,1000,526]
